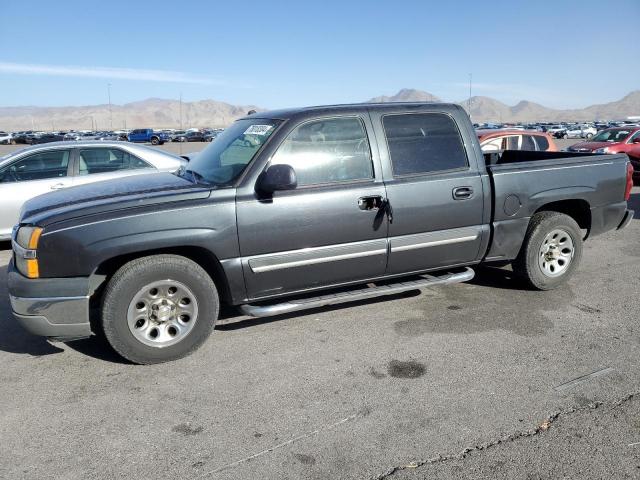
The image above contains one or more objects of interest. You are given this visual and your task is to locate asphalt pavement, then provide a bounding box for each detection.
[0,141,638,479]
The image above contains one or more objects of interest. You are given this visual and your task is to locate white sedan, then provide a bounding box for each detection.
[0,131,13,145]
[0,141,186,240]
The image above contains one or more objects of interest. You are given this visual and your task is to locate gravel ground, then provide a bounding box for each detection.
[0,141,638,479]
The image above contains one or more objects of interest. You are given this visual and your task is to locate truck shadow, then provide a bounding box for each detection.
[468,265,532,291]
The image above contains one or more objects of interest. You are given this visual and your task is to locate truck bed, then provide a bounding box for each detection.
[482,151,630,262]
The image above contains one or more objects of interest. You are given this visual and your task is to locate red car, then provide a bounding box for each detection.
[568,127,640,181]
[476,129,558,152]
[567,127,640,154]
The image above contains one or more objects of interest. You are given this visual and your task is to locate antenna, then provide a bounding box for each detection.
[468,73,473,119]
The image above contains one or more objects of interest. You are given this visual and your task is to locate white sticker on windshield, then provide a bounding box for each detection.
[244,125,273,136]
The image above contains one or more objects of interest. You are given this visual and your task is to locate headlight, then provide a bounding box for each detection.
[594,147,609,154]
[13,226,43,278]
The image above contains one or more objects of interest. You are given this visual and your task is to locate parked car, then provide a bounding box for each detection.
[546,125,566,137]
[567,127,640,153]
[95,132,127,141]
[171,130,214,142]
[477,129,557,152]
[567,127,640,182]
[127,129,170,145]
[561,125,597,139]
[625,143,640,182]
[29,133,66,144]
[64,131,101,141]
[11,131,35,144]
[7,102,634,364]
[0,141,186,240]
[169,130,187,142]
[0,131,14,144]
[24,132,45,144]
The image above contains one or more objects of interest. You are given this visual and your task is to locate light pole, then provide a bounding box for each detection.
[108,83,113,130]
[179,93,183,155]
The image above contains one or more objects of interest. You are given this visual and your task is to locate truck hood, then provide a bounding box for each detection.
[21,172,211,227]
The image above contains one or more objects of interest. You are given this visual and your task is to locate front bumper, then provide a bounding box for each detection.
[7,260,93,340]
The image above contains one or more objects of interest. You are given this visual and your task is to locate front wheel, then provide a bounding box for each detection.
[512,211,583,290]
[101,254,219,364]
[150,137,159,145]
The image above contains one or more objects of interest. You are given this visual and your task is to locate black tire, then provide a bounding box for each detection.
[101,254,219,364]
[512,211,583,290]
[150,137,159,145]
[563,133,568,139]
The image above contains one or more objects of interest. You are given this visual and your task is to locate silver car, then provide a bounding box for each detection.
[0,141,186,240]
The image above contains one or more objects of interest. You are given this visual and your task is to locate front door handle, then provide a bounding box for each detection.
[358,195,384,211]
[358,196,393,223]
[50,183,66,190]
[453,186,474,200]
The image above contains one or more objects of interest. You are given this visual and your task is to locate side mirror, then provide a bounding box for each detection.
[258,164,297,194]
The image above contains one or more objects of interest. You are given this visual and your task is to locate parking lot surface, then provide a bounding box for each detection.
[0,143,638,479]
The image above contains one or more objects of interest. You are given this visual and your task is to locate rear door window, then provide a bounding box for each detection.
[0,150,70,183]
[78,148,152,175]
[505,135,520,150]
[521,135,536,151]
[382,113,468,175]
[534,135,550,151]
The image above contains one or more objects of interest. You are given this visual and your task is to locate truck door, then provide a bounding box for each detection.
[236,115,388,300]
[371,110,486,275]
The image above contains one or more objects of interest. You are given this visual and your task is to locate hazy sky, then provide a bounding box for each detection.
[1,0,638,109]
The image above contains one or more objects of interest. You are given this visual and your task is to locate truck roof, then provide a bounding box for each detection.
[243,102,462,122]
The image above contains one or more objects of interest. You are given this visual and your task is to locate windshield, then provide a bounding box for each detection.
[183,118,280,186]
[591,129,631,143]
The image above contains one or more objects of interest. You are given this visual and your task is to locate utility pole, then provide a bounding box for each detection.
[179,93,183,155]
[108,83,113,130]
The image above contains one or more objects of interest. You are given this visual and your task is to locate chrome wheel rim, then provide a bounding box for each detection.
[538,229,574,277]
[127,280,198,348]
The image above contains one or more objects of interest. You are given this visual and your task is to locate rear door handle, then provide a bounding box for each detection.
[453,186,474,200]
[50,183,66,190]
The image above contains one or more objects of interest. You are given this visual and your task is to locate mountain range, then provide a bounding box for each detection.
[368,89,640,123]
[0,98,260,132]
[1,89,639,131]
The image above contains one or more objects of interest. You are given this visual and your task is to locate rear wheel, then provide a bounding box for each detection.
[512,211,583,290]
[101,255,219,364]
[563,133,568,139]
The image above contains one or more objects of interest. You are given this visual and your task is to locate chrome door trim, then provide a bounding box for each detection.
[390,226,481,253]
[247,238,388,274]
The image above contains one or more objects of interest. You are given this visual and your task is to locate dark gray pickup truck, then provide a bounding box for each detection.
[8,102,634,363]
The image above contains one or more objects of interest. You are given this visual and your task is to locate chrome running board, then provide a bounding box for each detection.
[239,267,474,318]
